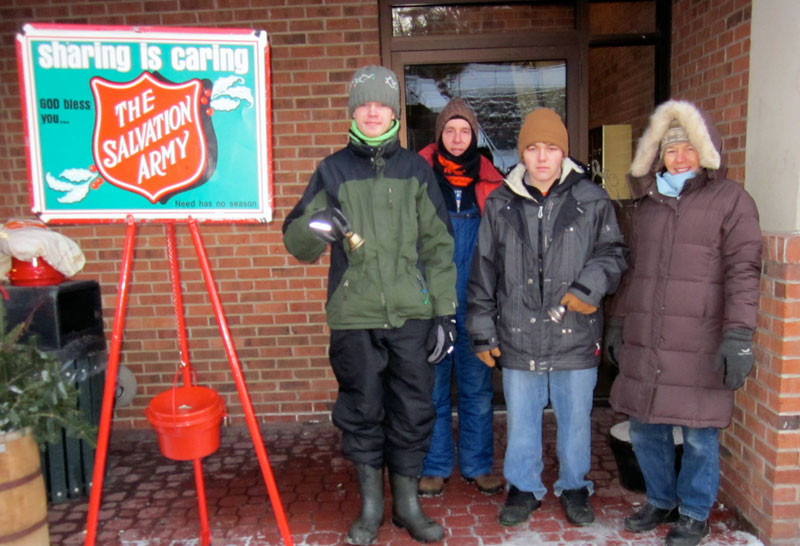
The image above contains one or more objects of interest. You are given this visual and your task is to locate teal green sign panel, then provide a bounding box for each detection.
[16,24,273,223]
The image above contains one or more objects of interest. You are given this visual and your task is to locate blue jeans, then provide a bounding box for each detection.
[502,367,597,499]
[422,209,495,479]
[628,418,719,521]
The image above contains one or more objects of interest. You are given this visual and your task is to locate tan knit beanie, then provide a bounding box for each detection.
[435,98,479,141]
[517,108,568,158]
[659,120,690,158]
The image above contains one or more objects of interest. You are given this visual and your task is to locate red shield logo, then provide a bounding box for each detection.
[90,72,211,203]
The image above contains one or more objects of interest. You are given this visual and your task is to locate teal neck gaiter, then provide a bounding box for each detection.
[656,170,697,197]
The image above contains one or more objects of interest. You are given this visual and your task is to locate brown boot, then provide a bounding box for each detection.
[417,476,445,497]
[465,474,504,495]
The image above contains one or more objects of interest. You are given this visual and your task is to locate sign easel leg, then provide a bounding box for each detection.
[188,219,294,546]
[166,222,211,545]
[84,216,137,546]
[84,218,293,546]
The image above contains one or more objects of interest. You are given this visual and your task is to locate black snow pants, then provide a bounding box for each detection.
[329,318,436,477]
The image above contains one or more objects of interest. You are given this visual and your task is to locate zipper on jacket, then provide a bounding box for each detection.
[416,274,430,304]
[372,146,386,173]
[537,202,546,301]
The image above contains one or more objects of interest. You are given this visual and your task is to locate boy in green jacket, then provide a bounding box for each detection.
[283,65,457,545]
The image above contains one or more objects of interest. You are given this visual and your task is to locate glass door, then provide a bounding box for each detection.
[404,60,567,174]
[383,2,586,407]
[392,42,584,162]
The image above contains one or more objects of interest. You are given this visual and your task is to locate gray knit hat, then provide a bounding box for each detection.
[348,65,401,118]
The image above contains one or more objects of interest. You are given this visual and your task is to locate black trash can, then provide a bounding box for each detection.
[609,420,683,493]
[4,280,106,503]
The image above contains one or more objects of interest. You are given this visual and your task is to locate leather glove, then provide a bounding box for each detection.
[561,292,597,315]
[476,347,502,368]
[426,315,456,364]
[603,318,623,367]
[713,328,755,390]
[308,207,351,244]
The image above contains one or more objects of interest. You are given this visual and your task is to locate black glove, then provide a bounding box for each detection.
[713,328,755,390]
[603,318,624,367]
[308,207,351,244]
[426,316,456,364]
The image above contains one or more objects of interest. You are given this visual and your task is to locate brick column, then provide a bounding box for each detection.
[719,233,800,545]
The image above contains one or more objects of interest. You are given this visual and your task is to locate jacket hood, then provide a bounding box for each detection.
[435,98,479,141]
[630,100,722,177]
[504,157,585,199]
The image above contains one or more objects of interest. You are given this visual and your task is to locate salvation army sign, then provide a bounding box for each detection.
[90,72,212,203]
[16,24,272,223]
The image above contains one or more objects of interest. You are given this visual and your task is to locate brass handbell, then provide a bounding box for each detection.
[345,231,364,251]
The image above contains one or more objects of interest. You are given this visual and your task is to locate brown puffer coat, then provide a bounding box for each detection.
[609,100,761,428]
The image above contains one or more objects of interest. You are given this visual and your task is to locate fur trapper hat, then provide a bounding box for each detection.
[435,98,479,141]
[630,99,721,177]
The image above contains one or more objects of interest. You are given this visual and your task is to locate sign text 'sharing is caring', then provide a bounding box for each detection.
[16,24,272,223]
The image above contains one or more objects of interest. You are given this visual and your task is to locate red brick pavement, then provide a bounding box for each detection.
[47,408,762,545]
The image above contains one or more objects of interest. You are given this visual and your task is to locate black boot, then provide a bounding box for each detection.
[665,514,710,546]
[559,487,595,525]
[499,485,541,526]
[624,503,679,532]
[346,464,385,545]
[389,473,444,543]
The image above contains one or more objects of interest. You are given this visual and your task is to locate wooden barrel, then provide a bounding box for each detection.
[0,429,50,545]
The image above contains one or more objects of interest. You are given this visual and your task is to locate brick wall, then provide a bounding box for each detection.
[671,0,751,183]
[673,1,799,544]
[0,0,379,427]
[587,0,655,143]
[588,46,655,142]
[733,234,800,545]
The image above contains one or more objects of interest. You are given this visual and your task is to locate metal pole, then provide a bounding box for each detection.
[166,222,211,544]
[188,219,294,546]
[84,216,137,546]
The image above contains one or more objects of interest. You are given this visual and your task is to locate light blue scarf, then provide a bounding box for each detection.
[656,170,696,197]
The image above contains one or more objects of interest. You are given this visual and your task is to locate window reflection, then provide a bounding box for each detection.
[405,61,566,174]
[392,4,575,37]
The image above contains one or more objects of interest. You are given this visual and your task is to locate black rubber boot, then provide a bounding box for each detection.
[389,473,444,543]
[346,464,385,545]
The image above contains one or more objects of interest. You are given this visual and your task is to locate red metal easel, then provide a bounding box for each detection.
[83,216,293,546]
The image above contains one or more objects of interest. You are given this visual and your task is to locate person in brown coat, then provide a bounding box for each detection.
[605,99,761,546]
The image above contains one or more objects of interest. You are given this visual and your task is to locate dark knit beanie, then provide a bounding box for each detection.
[435,98,479,141]
[348,65,401,118]
[517,108,569,158]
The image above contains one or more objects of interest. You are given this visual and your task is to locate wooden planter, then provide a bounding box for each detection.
[0,429,50,545]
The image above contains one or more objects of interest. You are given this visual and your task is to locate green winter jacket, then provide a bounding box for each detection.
[283,134,457,330]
